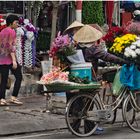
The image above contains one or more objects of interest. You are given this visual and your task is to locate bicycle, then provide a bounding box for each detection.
[65,70,140,137]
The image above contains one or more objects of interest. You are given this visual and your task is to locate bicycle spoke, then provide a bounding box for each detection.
[66,94,101,137]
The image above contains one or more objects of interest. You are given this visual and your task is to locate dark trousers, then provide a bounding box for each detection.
[10,64,22,97]
[0,65,11,99]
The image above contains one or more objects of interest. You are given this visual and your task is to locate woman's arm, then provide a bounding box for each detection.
[10,52,17,69]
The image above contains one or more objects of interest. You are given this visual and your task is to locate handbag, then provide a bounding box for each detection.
[0,74,11,89]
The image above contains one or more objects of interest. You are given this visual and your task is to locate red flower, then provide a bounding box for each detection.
[102,26,128,49]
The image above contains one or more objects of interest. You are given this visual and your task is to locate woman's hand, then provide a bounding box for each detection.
[12,61,17,69]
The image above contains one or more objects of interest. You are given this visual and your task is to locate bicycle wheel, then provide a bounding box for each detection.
[65,93,101,137]
[122,95,139,132]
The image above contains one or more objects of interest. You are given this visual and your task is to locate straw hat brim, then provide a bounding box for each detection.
[88,24,104,34]
[64,21,84,33]
[73,24,103,44]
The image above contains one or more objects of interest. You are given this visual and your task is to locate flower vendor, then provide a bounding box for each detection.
[63,20,84,43]
[73,25,129,73]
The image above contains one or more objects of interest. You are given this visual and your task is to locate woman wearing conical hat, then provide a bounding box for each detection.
[63,20,84,43]
[64,20,84,34]
[73,25,129,73]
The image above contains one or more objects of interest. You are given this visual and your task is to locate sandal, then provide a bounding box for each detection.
[0,99,9,106]
[10,96,23,105]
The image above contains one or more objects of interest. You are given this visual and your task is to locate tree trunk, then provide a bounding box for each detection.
[50,2,59,47]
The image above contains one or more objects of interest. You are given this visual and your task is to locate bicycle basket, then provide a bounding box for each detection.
[102,69,117,83]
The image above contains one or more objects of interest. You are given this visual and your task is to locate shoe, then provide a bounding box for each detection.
[0,99,9,106]
[96,127,103,131]
[95,127,104,134]
[10,96,23,105]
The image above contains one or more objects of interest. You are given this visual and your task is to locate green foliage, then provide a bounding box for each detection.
[82,1,104,26]
[36,31,51,52]
[69,74,90,84]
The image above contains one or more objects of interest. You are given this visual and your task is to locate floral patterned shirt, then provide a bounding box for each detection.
[0,27,16,65]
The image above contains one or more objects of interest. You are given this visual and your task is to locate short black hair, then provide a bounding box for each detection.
[6,15,19,26]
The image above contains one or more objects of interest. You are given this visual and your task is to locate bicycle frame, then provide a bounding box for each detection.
[129,90,140,111]
[96,86,129,111]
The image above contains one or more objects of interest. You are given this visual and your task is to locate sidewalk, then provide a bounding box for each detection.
[0,94,124,136]
[0,94,67,136]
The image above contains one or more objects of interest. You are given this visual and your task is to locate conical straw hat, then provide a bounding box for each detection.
[88,24,104,34]
[64,20,84,33]
[73,24,103,43]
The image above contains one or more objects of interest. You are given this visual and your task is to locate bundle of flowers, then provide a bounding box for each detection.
[40,66,69,84]
[109,33,140,63]
[0,15,6,32]
[48,32,76,63]
[102,26,128,49]
[18,17,38,68]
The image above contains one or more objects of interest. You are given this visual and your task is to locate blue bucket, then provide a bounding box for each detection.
[70,63,92,81]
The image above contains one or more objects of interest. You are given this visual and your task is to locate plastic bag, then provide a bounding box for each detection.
[120,64,140,90]
[112,70,123,96]
[67,49,85,64]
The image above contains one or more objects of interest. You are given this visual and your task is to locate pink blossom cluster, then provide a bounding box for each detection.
[40,66,69,84]
[49,32,70,57]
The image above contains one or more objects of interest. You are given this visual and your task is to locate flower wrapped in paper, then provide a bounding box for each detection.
[48,32,76,64]
[40,66,69,84]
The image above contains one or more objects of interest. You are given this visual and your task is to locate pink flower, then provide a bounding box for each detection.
[49,32,74,58]
[40,66,69,84]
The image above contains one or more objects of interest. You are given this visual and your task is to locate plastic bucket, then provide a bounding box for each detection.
[70,63,92,80]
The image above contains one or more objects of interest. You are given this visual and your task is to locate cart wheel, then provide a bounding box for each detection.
[65,93,101,137]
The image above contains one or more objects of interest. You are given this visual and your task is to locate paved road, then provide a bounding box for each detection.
[3,124,140,139]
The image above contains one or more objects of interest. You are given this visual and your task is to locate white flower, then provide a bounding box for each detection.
[24,19,30,25]
[136,37,140,40]
[136,41,140,47]
[125,47,137,58]
[132,42,137,45]
[135,48,140,55]
[130,45,136,50]
[16,27,24,36]
[26,31,34,41]
[129,50,137,58]
[1,19,6,26]
[125,47,131,52]
[124,51,131,57]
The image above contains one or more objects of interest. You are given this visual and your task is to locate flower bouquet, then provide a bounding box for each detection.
[109,33,140,63]
[0,15,6,32]
[48,32,76,64]
[102,26,128,49]
[40,66,69,84]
